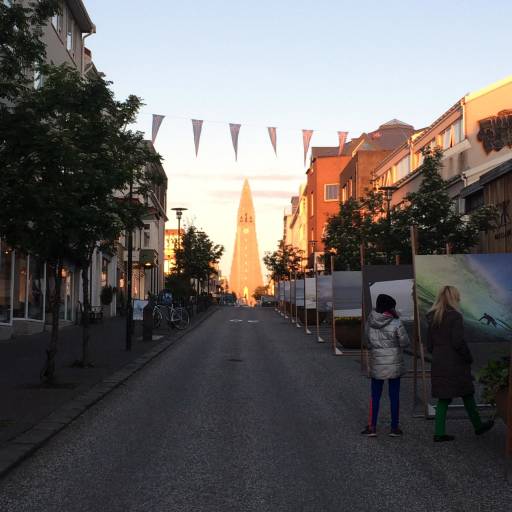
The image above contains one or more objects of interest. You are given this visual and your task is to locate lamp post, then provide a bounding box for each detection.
[126,180,134,352]
[380,186,396,264]
[171,207,187,273]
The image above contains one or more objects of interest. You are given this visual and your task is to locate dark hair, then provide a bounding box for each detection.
[375,294,397,315]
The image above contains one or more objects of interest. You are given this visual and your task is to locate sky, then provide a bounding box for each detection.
[84,0,512,279]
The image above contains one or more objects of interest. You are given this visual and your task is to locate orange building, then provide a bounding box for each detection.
[306,147,352,263]
[164,228,179,275]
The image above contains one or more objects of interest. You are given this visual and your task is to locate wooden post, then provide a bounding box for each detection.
[360,244,368,373]
[506,343,512,478]
[411,225,429,418]
[331,254,336,354]
[304,270,309,334]
[315,256,323,343]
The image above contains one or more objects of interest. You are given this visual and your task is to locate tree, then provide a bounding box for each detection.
[173,226,224,297]
[0,64,161,376]
[402,148,497,254]
[0,0,59,101]
[252,285,269,301]
[263,241,304,280]
[323,149,498,267]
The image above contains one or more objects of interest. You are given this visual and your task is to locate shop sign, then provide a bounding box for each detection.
[477,110,512,154]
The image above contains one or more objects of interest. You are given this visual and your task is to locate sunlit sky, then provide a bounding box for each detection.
[85,0,512,278]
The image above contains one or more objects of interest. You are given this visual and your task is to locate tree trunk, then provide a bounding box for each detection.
[41,259,63,383]
[81,263,91,367]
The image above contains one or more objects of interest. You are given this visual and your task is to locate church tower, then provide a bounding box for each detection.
[229,179,263,304]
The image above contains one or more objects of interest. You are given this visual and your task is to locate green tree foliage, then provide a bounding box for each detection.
[0,64,161,375]
[173,226,224,294]
[0,0,59,100]
[263,241,304,280]
[323,148,498,268]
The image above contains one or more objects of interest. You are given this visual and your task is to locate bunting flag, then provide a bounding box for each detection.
[192,119,203,157]
[229,123,241,161]
[151,114,165,144]
[302,129,314,165]
[267,127,277,156]
[337,131,348,156]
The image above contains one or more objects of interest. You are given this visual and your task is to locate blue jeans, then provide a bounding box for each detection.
[370,378,400,429]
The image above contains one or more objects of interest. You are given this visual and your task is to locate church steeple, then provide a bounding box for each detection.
[229,179,263,303]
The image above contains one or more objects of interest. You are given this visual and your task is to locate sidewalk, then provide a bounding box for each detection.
[0,310,213,448]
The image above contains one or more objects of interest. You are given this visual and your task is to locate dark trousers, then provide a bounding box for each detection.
[369,378,400,429]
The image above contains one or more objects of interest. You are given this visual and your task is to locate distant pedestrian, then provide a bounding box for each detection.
[361,294,410,437]
[427,286,494,442]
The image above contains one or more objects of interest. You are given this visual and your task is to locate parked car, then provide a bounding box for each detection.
[260,295,277,307]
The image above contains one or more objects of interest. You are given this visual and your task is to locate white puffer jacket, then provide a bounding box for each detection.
[365,311,410,380]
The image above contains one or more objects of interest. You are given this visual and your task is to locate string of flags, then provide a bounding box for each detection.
[151,114,348,166]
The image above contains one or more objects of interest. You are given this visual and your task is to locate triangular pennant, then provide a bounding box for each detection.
[302,129,314,165]
[192,119,203,157]
[337,131,348,156]
[267,127,277,156]
[151,114,165,144]
[229,123,241,161]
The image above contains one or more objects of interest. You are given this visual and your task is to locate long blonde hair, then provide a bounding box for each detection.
[429,286,461,326]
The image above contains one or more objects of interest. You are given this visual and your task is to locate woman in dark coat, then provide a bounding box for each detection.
[427,285,494,442]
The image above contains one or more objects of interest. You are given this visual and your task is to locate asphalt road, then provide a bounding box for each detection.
[1,307,511,511]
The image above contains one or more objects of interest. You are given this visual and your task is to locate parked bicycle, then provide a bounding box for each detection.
[152,290,190,330]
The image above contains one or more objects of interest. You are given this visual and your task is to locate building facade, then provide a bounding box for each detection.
[373,76,512,253]
[1,1,97,340]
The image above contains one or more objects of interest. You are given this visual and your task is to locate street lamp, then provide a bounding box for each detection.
[171,207,188,272]
[379,186,397,264]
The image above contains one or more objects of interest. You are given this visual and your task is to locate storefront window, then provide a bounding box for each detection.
[13,254,27,318]
[27,258,44,320]
[0,243,13,324]
[101,258,109,287]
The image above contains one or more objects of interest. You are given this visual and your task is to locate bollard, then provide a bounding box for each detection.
[142,297,155,342]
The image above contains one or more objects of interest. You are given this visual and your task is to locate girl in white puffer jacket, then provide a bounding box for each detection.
[361,294,410,437]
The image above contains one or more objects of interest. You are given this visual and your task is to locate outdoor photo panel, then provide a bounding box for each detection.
[333,271,362,349]
[317,274,332,313]
[415,254,512,402]
[305,278,316,310]
[362,265,415,339]
[295,279,305,307]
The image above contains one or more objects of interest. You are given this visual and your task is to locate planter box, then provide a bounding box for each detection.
[495,387,510,425]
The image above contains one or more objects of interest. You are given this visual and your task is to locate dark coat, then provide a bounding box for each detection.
[427,308,474,399]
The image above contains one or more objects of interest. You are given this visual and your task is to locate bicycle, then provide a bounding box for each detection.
[153,302,190,330]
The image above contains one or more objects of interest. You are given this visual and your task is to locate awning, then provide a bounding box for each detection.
[460,157,512,198]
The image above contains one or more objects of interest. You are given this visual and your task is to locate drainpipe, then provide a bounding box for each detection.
[81,24,97,77]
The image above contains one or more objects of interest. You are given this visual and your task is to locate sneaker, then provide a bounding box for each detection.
[476,420,495,436]
[433,434,455,442]
[361,426,377,437]
[389,428,403,437]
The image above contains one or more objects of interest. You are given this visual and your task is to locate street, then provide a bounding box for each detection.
[1,307,511,511]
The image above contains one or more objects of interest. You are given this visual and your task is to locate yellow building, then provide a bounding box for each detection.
[164,229,179,275]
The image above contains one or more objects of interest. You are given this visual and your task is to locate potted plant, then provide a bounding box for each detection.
[477,357,510,423]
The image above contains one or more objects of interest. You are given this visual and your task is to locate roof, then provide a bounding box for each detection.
[68,0,95,33]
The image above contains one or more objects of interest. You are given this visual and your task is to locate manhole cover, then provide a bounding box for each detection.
[227,358,243,363]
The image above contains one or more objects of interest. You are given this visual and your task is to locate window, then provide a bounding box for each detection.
[66,12,74,53]
[396,155,410,181]
[342,185,347,203]
[143,224,150,248]
[34,68,43,89]
[101,258,109,287]
[324,184,339,201]
[348,178,353,198]
[310,193,314,216]
[454,118,464,144]
[465,190,484,213]
[414,151,424,169]
[51,2,63,33]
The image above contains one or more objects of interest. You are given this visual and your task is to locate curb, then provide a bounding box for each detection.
[0,307,219,479]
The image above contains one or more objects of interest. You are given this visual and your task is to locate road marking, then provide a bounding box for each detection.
[229,319,244,323]
[247,320,259,323]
